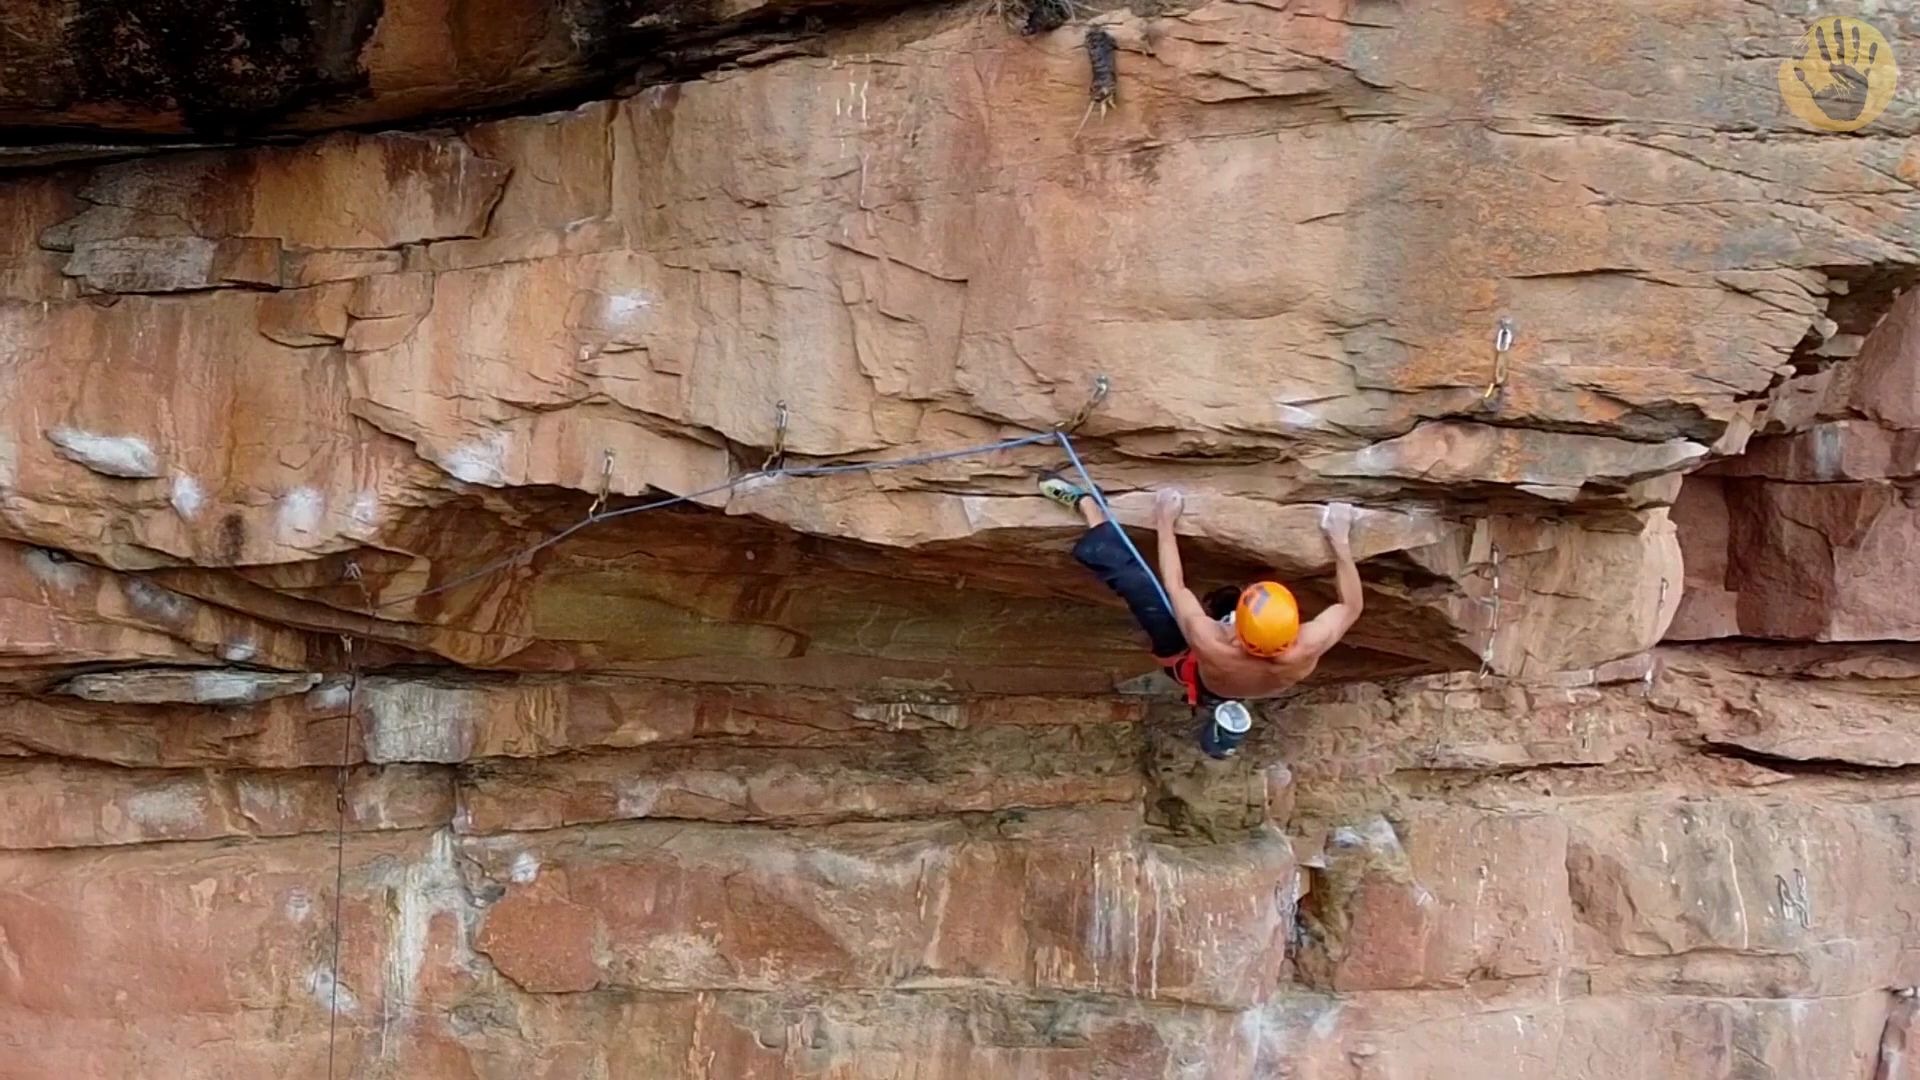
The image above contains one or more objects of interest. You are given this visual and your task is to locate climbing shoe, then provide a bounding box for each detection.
[1038,476,1088,510]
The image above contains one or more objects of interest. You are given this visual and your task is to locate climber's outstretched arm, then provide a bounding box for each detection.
[1154,490,1214,633]
[1285,503,1364,661]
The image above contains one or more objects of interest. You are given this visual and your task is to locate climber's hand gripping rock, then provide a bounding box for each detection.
[1154,488,1184,528]
[1048,474,1367,703]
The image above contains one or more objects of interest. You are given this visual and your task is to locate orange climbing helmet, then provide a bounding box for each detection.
[1233,582,1300,656]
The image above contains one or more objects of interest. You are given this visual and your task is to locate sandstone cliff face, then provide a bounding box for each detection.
[3,0,1920,1077]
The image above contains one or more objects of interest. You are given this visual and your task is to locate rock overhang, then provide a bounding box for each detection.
[0,7,1914,701]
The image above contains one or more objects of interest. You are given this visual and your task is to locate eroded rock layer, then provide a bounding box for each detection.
[4,0,1920,1076]
[9,647,1920,1077]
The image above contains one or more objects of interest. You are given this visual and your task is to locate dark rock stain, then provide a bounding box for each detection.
[66,0,383,134]
[217,511,247,563]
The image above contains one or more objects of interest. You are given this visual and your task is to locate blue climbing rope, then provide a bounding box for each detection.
[372,426,1169,613]
[1052,429,1176,615]
[322,419,1170,1075]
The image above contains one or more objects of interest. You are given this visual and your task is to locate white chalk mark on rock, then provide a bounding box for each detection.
[279,487,324,536]
[23,548,85,593]
[125,578,192,623]
[368,830,474,1052]
[46,426,161,478]
[307,968,358,1014]
[1810,421,1843,482]
[443,431,509,486]
[307,680,352,710]
[1274,403,1324,430]
[124,786,205,831]
[169,473,204,519]
[361,681,477,763]
[350,489,380,528]
[60,668,319,705]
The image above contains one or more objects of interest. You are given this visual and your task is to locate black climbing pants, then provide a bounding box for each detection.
[1072,523,1187,659]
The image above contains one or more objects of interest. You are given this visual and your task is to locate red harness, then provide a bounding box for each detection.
[1163,651,1204,706]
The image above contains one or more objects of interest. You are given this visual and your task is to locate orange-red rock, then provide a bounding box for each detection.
[0,759,450,849]
[1566,795,1920,996]
[454,727,1143,832]
[1301,809,1570,992]
[468,810,1293,1009]
[1880,996,1920,1080]
[4,0,1909,681]
[1676,285,1920,643]
[3,0,1920,1076]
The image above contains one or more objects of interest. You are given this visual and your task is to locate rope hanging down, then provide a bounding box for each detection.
[1476,541,1502,681]
[326,564,372,1080]
[1054,428,1174,615]
[1482,316,1516,402]
[325,635,358,1080]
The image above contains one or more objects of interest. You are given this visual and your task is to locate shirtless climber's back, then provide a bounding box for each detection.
[1040,476,1364,750]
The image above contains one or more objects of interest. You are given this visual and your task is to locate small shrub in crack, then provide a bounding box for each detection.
[1086,27,1118,106]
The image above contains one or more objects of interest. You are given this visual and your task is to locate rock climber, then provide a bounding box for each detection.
[1041,476,1363,750]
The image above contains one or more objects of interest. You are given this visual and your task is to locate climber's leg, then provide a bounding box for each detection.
[1039,476,1106,528]
[1077,497,1105,528]
[1069,526,1187,660]
[1043,476,1184,656]
[1042,475,1202,704]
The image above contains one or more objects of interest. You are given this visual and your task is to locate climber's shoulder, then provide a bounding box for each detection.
[1180,613,1241,662]
[1254,652,1320,696]
[1198,647,1317,700]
